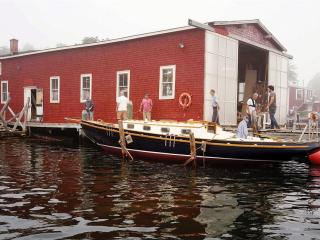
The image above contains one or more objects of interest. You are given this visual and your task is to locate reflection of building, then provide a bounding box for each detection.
[195,187,243,237]
[0,19,290,126]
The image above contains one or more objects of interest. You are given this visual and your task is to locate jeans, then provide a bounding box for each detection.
[269,108,279,129]
[212,107,220,125]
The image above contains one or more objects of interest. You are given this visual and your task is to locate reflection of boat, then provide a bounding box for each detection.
[81,120,320,165]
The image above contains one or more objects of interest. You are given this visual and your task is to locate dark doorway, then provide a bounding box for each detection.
[237,43,268,121]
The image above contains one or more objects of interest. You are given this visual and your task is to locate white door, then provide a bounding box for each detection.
[24,87,33,121]
[204,31,238,125]
[268,52,289,124]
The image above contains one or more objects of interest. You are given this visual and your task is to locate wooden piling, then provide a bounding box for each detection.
[118,120,133,161]
[184,132,197,167]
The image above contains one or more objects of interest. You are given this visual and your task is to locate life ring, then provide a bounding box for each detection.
[179,93,192,109]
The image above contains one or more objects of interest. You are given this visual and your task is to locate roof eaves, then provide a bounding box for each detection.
[0,25,195,60]
[210,19,287,52]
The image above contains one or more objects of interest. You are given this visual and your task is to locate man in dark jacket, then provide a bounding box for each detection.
[84,98,94,120]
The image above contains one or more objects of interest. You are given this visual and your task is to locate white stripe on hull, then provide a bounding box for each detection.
[97,143,283,163]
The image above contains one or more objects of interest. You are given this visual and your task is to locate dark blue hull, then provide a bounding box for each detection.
[81,121,320,164]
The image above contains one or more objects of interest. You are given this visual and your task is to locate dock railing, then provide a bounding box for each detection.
[298,119,319,142]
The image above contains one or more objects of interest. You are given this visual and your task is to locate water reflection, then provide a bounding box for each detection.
[0,137,319,239]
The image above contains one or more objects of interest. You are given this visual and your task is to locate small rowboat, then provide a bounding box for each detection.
[80,119,320,165]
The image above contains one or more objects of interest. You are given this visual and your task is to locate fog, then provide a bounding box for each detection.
[1,0,319,83]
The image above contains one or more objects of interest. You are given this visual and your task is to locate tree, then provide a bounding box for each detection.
[0,46,10,55]
[308,73,320,97]
[22,43,35,52]
[288,61,298,84]
[56,43,67,48]
[82,36,99,44]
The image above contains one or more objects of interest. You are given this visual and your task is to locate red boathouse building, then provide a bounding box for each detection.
[0,19,291,130]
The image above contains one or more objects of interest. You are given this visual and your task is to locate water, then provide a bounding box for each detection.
[0,137,319,240]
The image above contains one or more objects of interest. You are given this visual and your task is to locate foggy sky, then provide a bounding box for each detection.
[1,0,319,84]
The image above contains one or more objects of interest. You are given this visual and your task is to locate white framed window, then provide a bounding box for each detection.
[50,76,60,103]
[116,70,130,99]
[159,65,176,99]
[1,81,8,104]
[0,62,2,76]
[80,74,92,102]
[296,89,303,100]
[307,90,312,98]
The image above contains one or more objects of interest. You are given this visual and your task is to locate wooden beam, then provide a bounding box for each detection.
[118,120,133,161]
[184,132,197,167]
[188,19,215,32]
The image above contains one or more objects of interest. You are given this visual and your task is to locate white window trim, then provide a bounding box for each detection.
[50,76,60,103]
[159,65,176,100]
[307,90,312,98]
[80,73,92,103]
[1,80,8,104]
[296,89,303,100]
[116,70,130,99]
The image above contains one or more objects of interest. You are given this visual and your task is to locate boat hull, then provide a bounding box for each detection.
[81,121,320,164]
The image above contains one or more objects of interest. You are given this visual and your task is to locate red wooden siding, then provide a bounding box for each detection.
[0,29,205,123]
[214,24,279,51]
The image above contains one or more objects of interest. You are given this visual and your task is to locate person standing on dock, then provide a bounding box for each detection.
[139,94,153,121]
[246,92,258,132]
[267,85,280,129]
[84,98,94,120]
[116,91,129,120]
[210,89,220,125]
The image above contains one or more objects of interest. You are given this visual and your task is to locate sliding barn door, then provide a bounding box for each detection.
[204,31,238,125]
[268,52,289,124]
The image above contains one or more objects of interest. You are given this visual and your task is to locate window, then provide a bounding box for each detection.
[127,124,135,129]
[80,74,92,102]
[307,90,312,98]
[50,76,60,103]
[159,65,176,99]
[238,82,245,102]
[161,127,170,133]
[181,129,191,135]
[296,89,303,100]
[1,81,8,103]
[0,62,2,76]
[143,125,151,131]
[116,70,130,98]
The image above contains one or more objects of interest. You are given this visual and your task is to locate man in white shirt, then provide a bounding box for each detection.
[246,92,258,132]
[116,91,129,120]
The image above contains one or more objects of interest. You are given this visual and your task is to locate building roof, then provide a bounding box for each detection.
[0,26,194,60]
[209,19,287,52]
[0,19,288,60]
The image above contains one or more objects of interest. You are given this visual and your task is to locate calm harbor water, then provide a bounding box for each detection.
[0,137,319,240]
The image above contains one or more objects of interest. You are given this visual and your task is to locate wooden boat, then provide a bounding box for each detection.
[80,119,320,165]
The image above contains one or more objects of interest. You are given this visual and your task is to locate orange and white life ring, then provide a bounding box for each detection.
[179,92,192,110]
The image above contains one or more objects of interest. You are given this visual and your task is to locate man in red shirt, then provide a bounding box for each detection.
[139,94,153,121]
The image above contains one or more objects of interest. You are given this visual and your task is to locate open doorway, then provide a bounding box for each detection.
[24,87,43,121]
[237,43,268,122]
